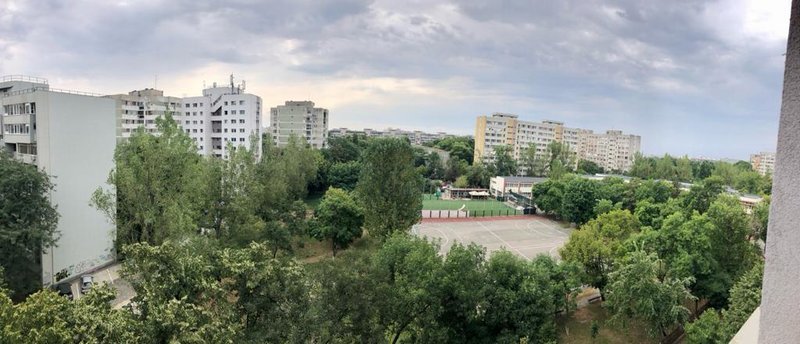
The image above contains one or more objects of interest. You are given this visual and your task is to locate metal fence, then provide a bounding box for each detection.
[421,208,531,219]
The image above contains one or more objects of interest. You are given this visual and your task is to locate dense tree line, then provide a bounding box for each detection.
[0,235,582,343]
[531,172,767,339]
[0,152,59,301]
[629,153,772,195]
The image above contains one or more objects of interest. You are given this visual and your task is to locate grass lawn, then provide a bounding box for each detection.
[422,196,515,211]
[557,302,656,344]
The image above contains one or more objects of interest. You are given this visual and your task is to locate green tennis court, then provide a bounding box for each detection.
[422,197,515,211]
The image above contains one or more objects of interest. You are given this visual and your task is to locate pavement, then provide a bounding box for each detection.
[413,216,572,260]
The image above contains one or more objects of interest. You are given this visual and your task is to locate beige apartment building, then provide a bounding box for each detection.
[270,101,328,149]
[750,151,776,175]
[474,113,641,173]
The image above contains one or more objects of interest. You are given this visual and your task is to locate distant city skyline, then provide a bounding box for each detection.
[1,0,790,160]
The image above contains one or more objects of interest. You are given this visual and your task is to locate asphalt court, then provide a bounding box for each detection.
[413,217,572,260]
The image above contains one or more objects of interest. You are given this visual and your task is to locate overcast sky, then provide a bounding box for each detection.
[0,0,791,159]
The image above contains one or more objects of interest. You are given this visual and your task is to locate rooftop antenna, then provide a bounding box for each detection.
[230,74,235,93]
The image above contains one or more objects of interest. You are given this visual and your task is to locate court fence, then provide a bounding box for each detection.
[421,208,534,219]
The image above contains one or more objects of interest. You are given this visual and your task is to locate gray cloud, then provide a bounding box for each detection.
[0,0,789,158]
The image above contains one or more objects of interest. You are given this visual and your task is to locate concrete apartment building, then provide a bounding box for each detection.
[580,130,642,172]
[270,101,328,148]
[0,75,116,285]
[107,88,182,140]
[108,76,262,159]
[750,151,776,175]
[182,78,263,158]
[474,113,641,173]
[329,127,455,145]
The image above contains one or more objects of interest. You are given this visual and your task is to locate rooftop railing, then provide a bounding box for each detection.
[0,75,49,84]
[1,86,105,98]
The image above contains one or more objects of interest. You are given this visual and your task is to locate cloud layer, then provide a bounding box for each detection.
[0,0,790,159]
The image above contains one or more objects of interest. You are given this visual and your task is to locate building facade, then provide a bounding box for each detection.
[182,80,262,158]
[750,151,776,175]
[580,130,642,172]
[474,113,641,173]
[270,101,328,148]
[0,75,116,285]
[107,88,182,141]
[328,127,455,145]
[108,76,262,159]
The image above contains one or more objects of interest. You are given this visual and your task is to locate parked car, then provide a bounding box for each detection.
[51,282,73,300]
[80,275,94,294]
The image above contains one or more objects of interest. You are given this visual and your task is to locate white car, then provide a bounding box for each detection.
[80,275,94,294]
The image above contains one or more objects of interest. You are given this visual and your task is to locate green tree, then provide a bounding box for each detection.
[490,145,518,177]
[466,162,491,188]
[685,176,725,214]
[443,158,468,182]
[202,142,266,247]
[578,159,604,175]
[594,199,620,215]
[561,210,639,299]
[561,177,600,224]
[706,195,757,306]
[676,156,693,182]
[372,234,443,343]
[634,200,664,229]
[0,151,59,300]
[326,160,361,191]
[521,143,548,177]
[532,179,566,217]
[750,196,770,242]
[629,153,655,179]
[691,160,715,181]
[92,114,207,249]
[481,251,560,343]
[432,136,474,164]
[453,175,469,188]
[685,310,725,344]
[356,138,423,239]
[311,188,365,257]
[605,250,694,338]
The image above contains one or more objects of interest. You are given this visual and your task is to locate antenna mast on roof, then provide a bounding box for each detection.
[230,74,235,93]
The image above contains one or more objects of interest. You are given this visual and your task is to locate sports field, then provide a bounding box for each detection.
[413,217,571,260]
[422,196,515,211]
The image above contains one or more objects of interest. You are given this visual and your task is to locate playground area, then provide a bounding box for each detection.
[412,217,571,260]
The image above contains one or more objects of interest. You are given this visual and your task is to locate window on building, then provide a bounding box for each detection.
[239,138,245,142]
[239,100,244,105]
[239,119,245,124]
[224,101,228,106]
[239,110,245,114]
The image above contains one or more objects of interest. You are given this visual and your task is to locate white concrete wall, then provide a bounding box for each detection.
[759,0,800,342]
[35,92,116,284]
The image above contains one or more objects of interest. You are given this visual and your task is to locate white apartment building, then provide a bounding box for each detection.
[329,127,455,145]
[0,75,116,285]
[580,130,642,172]
[108,76,262,159]
[107,88,182,140]
[474,113,641,173]
[182,78,262,158]
[750,152,776,175]
[270,101,328,148]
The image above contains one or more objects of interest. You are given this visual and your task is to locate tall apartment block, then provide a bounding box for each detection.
[0,75,116,285]
[270,101,328,148]
[579,130,641,172]
[474,113,641,173]
[182,79,262,158]
[107,88,182,140]
[750,151,776,175]
[329,127,455,145]
[107,76,262,158]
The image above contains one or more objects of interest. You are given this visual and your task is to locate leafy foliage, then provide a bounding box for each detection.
[311,188,364,256]
[356,138,422,239]
[0,151,59,300]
